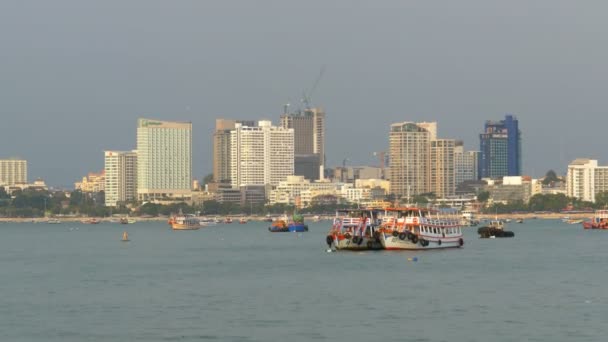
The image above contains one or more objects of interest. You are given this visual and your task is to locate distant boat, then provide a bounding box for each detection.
[582,210,608,229]
[119,217,136,224]
[122,231,130,241]
[81,218,101,224]
[478,220,515,238]
[169,213,201,230]
[46,218,61,224]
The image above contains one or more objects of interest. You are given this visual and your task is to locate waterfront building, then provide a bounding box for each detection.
[280,108,325,180]
[0,159,27,186]
[75,170,105,193]
[566,159,608,203]
[230,120,294,188]
[104,151,137,207]
[430,139,456,198]
[213,119,255,184]
[389,122,432,199]
[454,141,479,186]
[479,114,521,178]
[136,118,192,202]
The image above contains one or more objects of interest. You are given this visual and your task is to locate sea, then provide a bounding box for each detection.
[0,219,605,342]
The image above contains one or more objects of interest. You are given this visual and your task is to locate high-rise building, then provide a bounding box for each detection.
[136,118,192,201]
[566,159,608,203]
[430,139,455,198]
[280,108,325,180]
[0,159,27,186]
[479,114,521,178]
[230,120,294,187]
[75,170,105,193]
[104,151,138,207]
[389,122,431,199]
[454,141,480,186]
[213,119,256,184]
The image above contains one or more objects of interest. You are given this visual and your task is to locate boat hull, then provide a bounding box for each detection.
[288,224,308,232]
[380,233,463,250]
[268,226,289,232]
[329,234,383,251]
[171,224,201,230]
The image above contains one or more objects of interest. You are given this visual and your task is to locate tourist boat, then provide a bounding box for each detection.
[377,207,464,250]
[582,210,608,229]
[478,219,515,238]
[169,214,201,230]
[81,218,101,224]
[325,208,384,250]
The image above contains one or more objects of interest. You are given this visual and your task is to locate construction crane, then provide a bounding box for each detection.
[301,66,325,110]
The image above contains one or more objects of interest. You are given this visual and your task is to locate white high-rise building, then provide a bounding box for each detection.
[0,159,27,186]
[230,120,294,187]
[104,151,138,207]
[389,122,431,199]
[430,139,455,198]
[137,118,192,201]
[566,159,608,203]
[454,142,480,186]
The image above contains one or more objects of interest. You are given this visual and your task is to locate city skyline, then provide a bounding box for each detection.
[2,1,608,187]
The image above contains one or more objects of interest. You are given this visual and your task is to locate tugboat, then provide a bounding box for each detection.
[478,219,514,238]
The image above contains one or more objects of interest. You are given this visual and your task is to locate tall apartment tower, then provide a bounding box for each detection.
[213,119,256,184]
[104,151,138,207]
[0,159,27,186]
[280,108,325,180]
[479,114,521,179]
[230,120,294,187]
[389,122,431,199]
[430,139,455,198]
[454,141,480,186]
[565,158,608,203]
[136,118,192,201]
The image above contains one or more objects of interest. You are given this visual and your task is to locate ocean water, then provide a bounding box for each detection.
[0,219,605,342]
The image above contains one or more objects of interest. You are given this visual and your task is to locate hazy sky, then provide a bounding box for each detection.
[1,1,607,187]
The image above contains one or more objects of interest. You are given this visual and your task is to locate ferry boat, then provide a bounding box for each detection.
[478,219,515,238]
[378,207,464,250]
[583,210,608,229]
[169,214,201,230]
[326,208,383,250]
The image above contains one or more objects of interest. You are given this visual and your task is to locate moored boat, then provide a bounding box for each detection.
[378,207,464,250]
[582,210,608,229]
[326,208,383,250]
[46,218,61,224]
[81,218,101,224]
[478,220,514,238]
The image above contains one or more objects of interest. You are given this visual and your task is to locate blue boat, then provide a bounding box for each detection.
[288,222,308,232]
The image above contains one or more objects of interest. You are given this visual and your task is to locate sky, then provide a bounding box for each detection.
[1,0,607,188]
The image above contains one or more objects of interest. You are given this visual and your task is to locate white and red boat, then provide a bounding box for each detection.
[378,207,464,250]
[325,209,383,251]
[582,210,608,229]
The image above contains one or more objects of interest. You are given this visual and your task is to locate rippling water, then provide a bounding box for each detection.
[0,219,605,341]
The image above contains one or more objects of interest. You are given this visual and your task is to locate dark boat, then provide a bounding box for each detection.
[478,220,515,238]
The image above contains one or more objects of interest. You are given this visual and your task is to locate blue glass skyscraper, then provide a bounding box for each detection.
[479,114,521,179]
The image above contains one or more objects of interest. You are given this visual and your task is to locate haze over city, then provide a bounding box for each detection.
[2,0,607,187]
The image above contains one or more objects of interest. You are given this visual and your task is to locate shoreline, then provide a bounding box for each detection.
[0,212,594,223]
